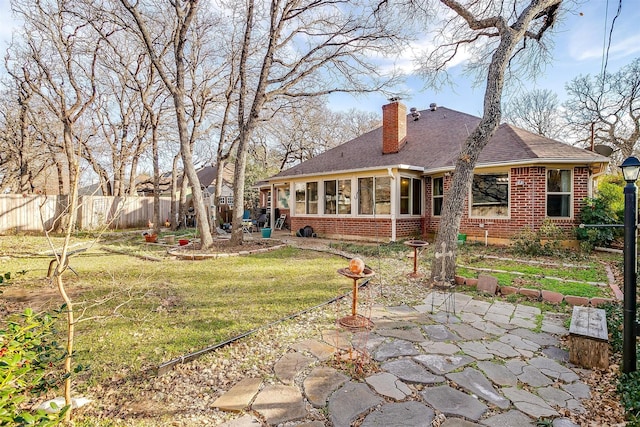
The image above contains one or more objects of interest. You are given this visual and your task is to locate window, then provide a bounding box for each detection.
[295,183,305,214]
[471,174,508,217]
[547,169,571,217]
[226,196,234,206]
[338,179,351,214]
[400,177,422,215]
[324,180,337,214]
[218,196,226,205]
[276,188,289,209]
[358,177,390,215]
[433,177,444,216]
[294,182,318,214]
[306,182,318,214]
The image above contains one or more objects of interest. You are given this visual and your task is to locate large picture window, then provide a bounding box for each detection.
[547,169,571,217]
[401,177,422,215]
[325,179,351,214]
[338,179,351,214]
[324,180,337,214]
[306,182,318,214]
[433,177,444,216]
[471,174,509,217]
[358,177,391,215]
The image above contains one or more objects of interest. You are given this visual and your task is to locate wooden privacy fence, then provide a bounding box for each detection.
[0,194,174,233]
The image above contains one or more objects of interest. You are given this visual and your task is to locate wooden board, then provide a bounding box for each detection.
[569,306,608,341]
[569,306,609,369]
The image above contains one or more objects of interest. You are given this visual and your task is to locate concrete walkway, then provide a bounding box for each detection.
[213,290,592,427]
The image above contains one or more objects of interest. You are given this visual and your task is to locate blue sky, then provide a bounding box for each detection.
[1,0,638,117]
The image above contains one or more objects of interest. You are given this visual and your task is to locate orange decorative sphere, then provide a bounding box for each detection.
[349,258,365,275]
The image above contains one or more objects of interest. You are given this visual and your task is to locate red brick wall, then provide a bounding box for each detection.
[424,166,590,241]
[290,216,421,240]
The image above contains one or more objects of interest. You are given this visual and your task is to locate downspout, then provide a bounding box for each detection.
[269,183,275,229]
[389,168,397,242]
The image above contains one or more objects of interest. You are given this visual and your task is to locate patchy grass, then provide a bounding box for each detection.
[1,236,348,389]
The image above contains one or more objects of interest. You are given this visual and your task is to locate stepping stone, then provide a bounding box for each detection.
[365,372,412,400]
[328,381,383,427]
[387,304,418,315]
[463,299,492,315]
[499,333,540,353]
[458,342,493,360]
[430,311,461,324]
[382,358,445,384]
[483,312,512,326]
[476,361,518,387]
[303,366,348,408]
[506,360,552,387]
[251,384,307,425]
[420,341,460,355]
[414,354,475,375]
[353,331,387,353]
[422,324,461,341]
[510,328,559,347]
[486,301,516,317]
[501,387,559,418]
[297,423,325,427]
[376,327,425,342]
[442,419,482,427]
[361,401,435,427]
[217,415,262,426]
[321,329,352,349]
[446,367,510,409]
[509,316,537,329]
[552,419,580,427]
[448,323,487,340]
[420,385,488,421]
[480,409,535,427]
[213,378,262,411]
[529,357,579,383]
[292,339,336,361]
[561,381,591,399]
[514,304,541,318]
[274,352,314,385]
[542,346,570,363]
[460,312,484,324]
[537,386,573,408]
[374,339,419,361]
[471,320,507,336]
[485,340,521,358]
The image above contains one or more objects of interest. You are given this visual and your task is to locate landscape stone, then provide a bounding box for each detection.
[274,352,314,385]
[561,381,591,399]
[499,333,540,353]
[482,312,512,326]
[510,328,558,347]
[541,346,569,363]
[422,324,461,341]
[505,360,552,387]
[292,339,336,361]
[303,366,348,408]
[420,341,460,355]
[328,381,383,427]
[251,385,307,425]
[471,320,507,335]
[564,295,589,306]
[476,360,518,387]
[529,357,580,383]
[213,378,262,411]
[420,385,488,421]
[480,409,535,427]
[442,419,483,427]
[501,387,559,418]
[365,372,412,400]
[552,419,580,427]
[518,288,541,299]
[536,386,573,408]
[448,323,487,340]
[463,299,492,315]
[541,290,564,304]
[414,354,475,375]
[509,316,537,329]
[374,339,419,361]
[486,300,516,316]
[296,423,325,427]
[382,358,445,384]
[353,331,386,353]
[430,311,462,324]
[376,327,426,342]
[321,329,352,349]
[458,341,493,360]
[361,402,435,427]
[514,304,541,317]
[485,340,521,358]
[477,275,498,295]
[498,285,518,296]
[460,311,484,323]
[446,367,510,409]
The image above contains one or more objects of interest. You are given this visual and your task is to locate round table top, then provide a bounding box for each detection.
[403,239,429,248]
[337,267,375,279]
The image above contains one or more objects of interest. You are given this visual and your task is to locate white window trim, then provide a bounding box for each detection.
[545,168,573,219]
[432,177,444,218]
[399,175,422,216]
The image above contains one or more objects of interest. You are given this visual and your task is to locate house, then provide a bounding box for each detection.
[262,100,610,243]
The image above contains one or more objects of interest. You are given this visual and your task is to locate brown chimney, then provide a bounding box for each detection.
[382,100,407,154]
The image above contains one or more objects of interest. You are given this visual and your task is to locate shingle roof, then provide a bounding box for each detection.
[270,106,609,179]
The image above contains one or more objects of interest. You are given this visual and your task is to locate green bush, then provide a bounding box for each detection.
[512,220,563,256]
[619,371,640,426]
[576,196,620,250]
[0,309,65,426]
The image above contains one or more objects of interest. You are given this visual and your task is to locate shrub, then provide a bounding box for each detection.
[0,309,65,426]
[576,196,620,250]
[512,220,563,256]
[619,371,640,426]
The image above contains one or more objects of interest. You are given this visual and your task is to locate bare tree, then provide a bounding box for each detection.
[564,57,640,160]
[405,0,565,283]
[503,88,566,140]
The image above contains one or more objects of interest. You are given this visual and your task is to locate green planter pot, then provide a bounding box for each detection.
[262,228,272,238]
[457,233,467,244]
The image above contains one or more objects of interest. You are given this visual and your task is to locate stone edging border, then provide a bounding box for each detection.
[454,269,623,308]
[167,241,287,260]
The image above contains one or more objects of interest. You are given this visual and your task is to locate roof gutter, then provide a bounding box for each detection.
[267,164,425,183]
[423,158,610,175]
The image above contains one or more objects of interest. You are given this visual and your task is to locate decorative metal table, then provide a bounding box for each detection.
[404,239,429,278]
[337,267,375,329]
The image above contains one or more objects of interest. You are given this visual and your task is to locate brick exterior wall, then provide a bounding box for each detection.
[290,216,421,241]
[424,166,590,243]
[382,102,407,154]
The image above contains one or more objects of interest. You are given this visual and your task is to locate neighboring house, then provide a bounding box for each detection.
[195,164,235,207]
[262,100,610,243]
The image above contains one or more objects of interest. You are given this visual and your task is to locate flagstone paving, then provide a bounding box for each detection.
[215,292,586,426]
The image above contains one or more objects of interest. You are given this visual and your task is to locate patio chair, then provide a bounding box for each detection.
[274,214,286,230]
